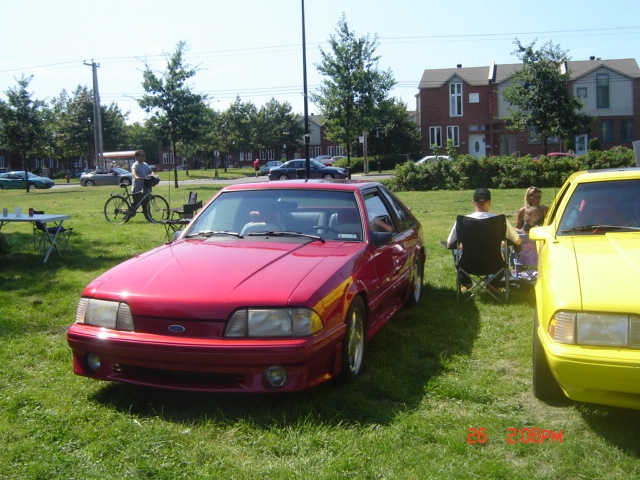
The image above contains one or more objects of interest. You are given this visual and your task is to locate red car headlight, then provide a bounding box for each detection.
[225,308,323,338]
[76,297,134,331]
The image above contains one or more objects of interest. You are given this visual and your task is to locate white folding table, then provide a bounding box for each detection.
[0,213,71,263]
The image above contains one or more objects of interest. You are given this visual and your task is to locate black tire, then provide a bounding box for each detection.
[278,174,289,180]
[85,180,95,187]
[104,195,130,224]
[322,173,334,180]
[147,195,170,223]
[338,296,366,382]
[405,254,424,306]
[533,312,566,402]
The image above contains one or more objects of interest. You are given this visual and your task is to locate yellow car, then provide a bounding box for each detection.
[530,167,640,409]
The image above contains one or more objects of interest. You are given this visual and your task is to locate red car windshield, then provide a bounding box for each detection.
[186,189,363,240]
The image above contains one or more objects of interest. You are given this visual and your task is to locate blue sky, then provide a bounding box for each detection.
[2,0,639,123]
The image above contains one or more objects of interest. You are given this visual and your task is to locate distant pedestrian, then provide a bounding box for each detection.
[253,158,260,177]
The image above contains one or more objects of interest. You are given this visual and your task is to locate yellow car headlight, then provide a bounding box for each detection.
[225,308,323,338]
[550,311,640,348]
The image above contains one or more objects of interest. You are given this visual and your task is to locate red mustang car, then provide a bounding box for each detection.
[67,180,425,392]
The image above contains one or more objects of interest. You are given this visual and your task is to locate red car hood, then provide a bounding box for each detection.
[83,239,364,319]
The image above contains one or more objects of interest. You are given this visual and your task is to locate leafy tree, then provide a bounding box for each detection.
[124,121,161,167]
[371,98,421,160]
[502,39,592,155]
[312,15,396,167]
[51,86,128,170]
[139,40,208,186]
[0,75,46,192]
[219,96,258,168]
[255,98,303,160]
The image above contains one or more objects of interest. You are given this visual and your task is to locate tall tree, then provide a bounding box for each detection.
[0,75,46,192]
[311,14,395,166]
[139,41,207,186]
[255,99,303,160]
[502,39,592,154]
[52,86,128,169]
[220,97,258,167]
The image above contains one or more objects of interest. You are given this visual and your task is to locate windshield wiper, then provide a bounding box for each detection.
[185,230,243,238]
[560,224,640,234]
[246,231,326,243]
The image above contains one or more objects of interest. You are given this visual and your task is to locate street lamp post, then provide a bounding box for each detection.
[301,0,310,179]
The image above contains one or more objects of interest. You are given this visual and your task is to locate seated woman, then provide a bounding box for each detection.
[516,186,549,232]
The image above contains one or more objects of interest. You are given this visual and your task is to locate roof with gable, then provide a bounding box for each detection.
[418,58,640,89]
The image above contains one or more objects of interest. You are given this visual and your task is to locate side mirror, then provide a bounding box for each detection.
[528,225,553,242]
[371,231,393,247]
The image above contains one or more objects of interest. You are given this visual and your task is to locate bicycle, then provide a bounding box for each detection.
[104,182,169,224]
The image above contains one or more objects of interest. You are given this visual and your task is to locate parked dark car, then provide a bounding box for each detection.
[67,179,425,393]
[80,167,133,187]
[260,160,283,176]
[269,159,348,181]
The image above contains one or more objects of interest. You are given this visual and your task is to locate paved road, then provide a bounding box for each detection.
[53,173,392,189]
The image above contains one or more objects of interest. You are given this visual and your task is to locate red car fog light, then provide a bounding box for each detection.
[86,353,101,373]
[264,365,287,388]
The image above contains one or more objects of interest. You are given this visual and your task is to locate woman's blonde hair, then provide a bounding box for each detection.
[524,186,542,207]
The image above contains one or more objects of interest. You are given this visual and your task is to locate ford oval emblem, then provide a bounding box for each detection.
[168,324,186,333]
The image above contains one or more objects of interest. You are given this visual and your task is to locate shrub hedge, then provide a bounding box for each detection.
[384,147,637,192]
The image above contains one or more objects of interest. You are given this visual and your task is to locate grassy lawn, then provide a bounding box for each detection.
[1,181,639,479]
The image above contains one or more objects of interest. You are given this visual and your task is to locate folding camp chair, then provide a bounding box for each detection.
[452,214,511,302]
[511,232,538,283]
[162,200,202,240]
[32,210,73,253]
[168,191,197,218]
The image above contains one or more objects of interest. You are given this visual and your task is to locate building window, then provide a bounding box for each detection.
[596,74,609,109]
[621,120,634,142]
[576,87,587,99]
[446,126,460,147]
[527,126,541,144]
[469,92,479,103]
[0,156,4,169]
[429,126,442,147]
[449,82,463,117]
[602,119,615,142]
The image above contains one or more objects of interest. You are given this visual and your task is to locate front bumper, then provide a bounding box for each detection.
[67,323,344,393]
[540,330,640,409]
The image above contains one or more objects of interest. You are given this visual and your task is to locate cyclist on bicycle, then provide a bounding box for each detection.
[131,151,154,221]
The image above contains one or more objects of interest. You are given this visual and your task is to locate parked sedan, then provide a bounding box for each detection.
[260,160,283,176]
[268,159,348,180]
[80,167,133,186]
[67,180,425,393]
[532,152,575,161]
[415,155,452,164]
[0,171,55,189]
[530,167,640,409]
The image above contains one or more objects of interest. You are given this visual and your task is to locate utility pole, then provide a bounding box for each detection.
[85,60,104,170]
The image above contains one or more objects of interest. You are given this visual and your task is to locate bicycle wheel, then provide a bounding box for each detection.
[104,195,131,224]
[147,195,170,223]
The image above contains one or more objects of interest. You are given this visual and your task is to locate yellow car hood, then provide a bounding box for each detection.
[571,233,640,311]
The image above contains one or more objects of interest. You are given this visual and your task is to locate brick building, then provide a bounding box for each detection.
[417,58,640,158]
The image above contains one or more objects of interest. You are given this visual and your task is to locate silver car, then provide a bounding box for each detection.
[80,167,133,187]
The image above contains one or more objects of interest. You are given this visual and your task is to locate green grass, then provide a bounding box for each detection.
[1,183,640,479]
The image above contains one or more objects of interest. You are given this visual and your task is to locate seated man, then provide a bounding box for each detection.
[446,188,521,292]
